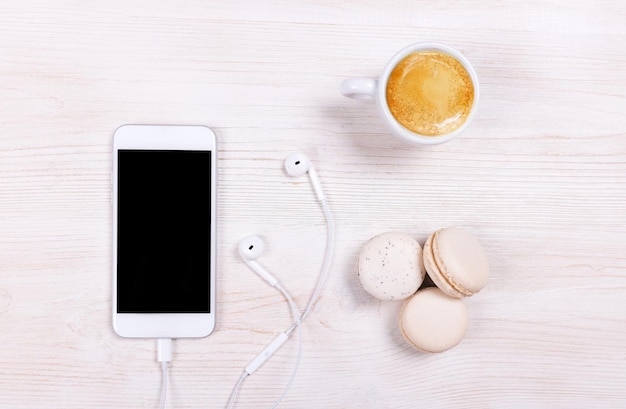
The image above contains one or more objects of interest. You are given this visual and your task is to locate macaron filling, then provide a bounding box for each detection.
[430,230,473,297]
[424,231,473,297]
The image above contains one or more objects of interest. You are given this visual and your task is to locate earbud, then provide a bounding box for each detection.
[238,235,265,261]
[229,152,335,405]
[238,235,278,287]
[284,152,325,202]
[284,152,311,177]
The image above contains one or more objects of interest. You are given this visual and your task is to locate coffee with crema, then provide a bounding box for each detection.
[386,51,474,137]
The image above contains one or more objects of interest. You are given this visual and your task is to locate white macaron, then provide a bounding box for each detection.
[399,287,469,353]
[357,232,425,301]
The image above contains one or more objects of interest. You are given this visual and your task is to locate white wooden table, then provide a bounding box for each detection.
[1,1,625,408]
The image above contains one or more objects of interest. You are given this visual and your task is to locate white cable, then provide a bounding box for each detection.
[159,362,169,409]
[157,338,172,409]
[269,199,334,408]
[225,372,249,409]
[225,284,302,409]
[269,283,303,409]
[295,199,335,325]
[226,176,335,409]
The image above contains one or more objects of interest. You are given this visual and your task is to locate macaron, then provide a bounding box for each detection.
[399,287,468,353]
[357,232,425,301]
[423,227,489,298]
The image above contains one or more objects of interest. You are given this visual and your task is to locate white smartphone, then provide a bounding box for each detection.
[112,125,217,338]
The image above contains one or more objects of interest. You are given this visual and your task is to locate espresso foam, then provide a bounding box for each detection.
[386,51,474,137]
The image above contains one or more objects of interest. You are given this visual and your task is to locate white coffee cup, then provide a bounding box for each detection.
[340,43,480,145]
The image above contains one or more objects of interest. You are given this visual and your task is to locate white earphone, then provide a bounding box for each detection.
[284,152,325,202]
[227,153,335,409]
[238,235,278,287]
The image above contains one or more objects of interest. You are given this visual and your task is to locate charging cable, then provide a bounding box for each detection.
[157,338,172,409]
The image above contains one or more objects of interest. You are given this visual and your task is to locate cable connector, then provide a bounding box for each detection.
[157,338,172,363]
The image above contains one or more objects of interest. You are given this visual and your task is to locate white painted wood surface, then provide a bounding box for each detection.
[1,1,625,408]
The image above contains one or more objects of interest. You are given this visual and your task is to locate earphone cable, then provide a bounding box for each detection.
[227,163,335,409]
[269,283,303,409]
[225,284,302,409]
[277,198,334,407]
[225,371,249,409]
[296,199,335,325]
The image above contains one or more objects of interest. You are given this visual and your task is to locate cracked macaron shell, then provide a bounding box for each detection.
[357,232,426,301]
[423,227,489,298]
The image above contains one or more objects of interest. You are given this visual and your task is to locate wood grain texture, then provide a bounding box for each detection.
[1,1,625,408]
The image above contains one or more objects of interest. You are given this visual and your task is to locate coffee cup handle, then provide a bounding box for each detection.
[340,78,377,100]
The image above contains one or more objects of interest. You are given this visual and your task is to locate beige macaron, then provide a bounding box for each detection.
[357,232,426,301]
[423,227,489,298]
[399,287,468,353]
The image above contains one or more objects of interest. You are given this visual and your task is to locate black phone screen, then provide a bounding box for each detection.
[117,150,211,313]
